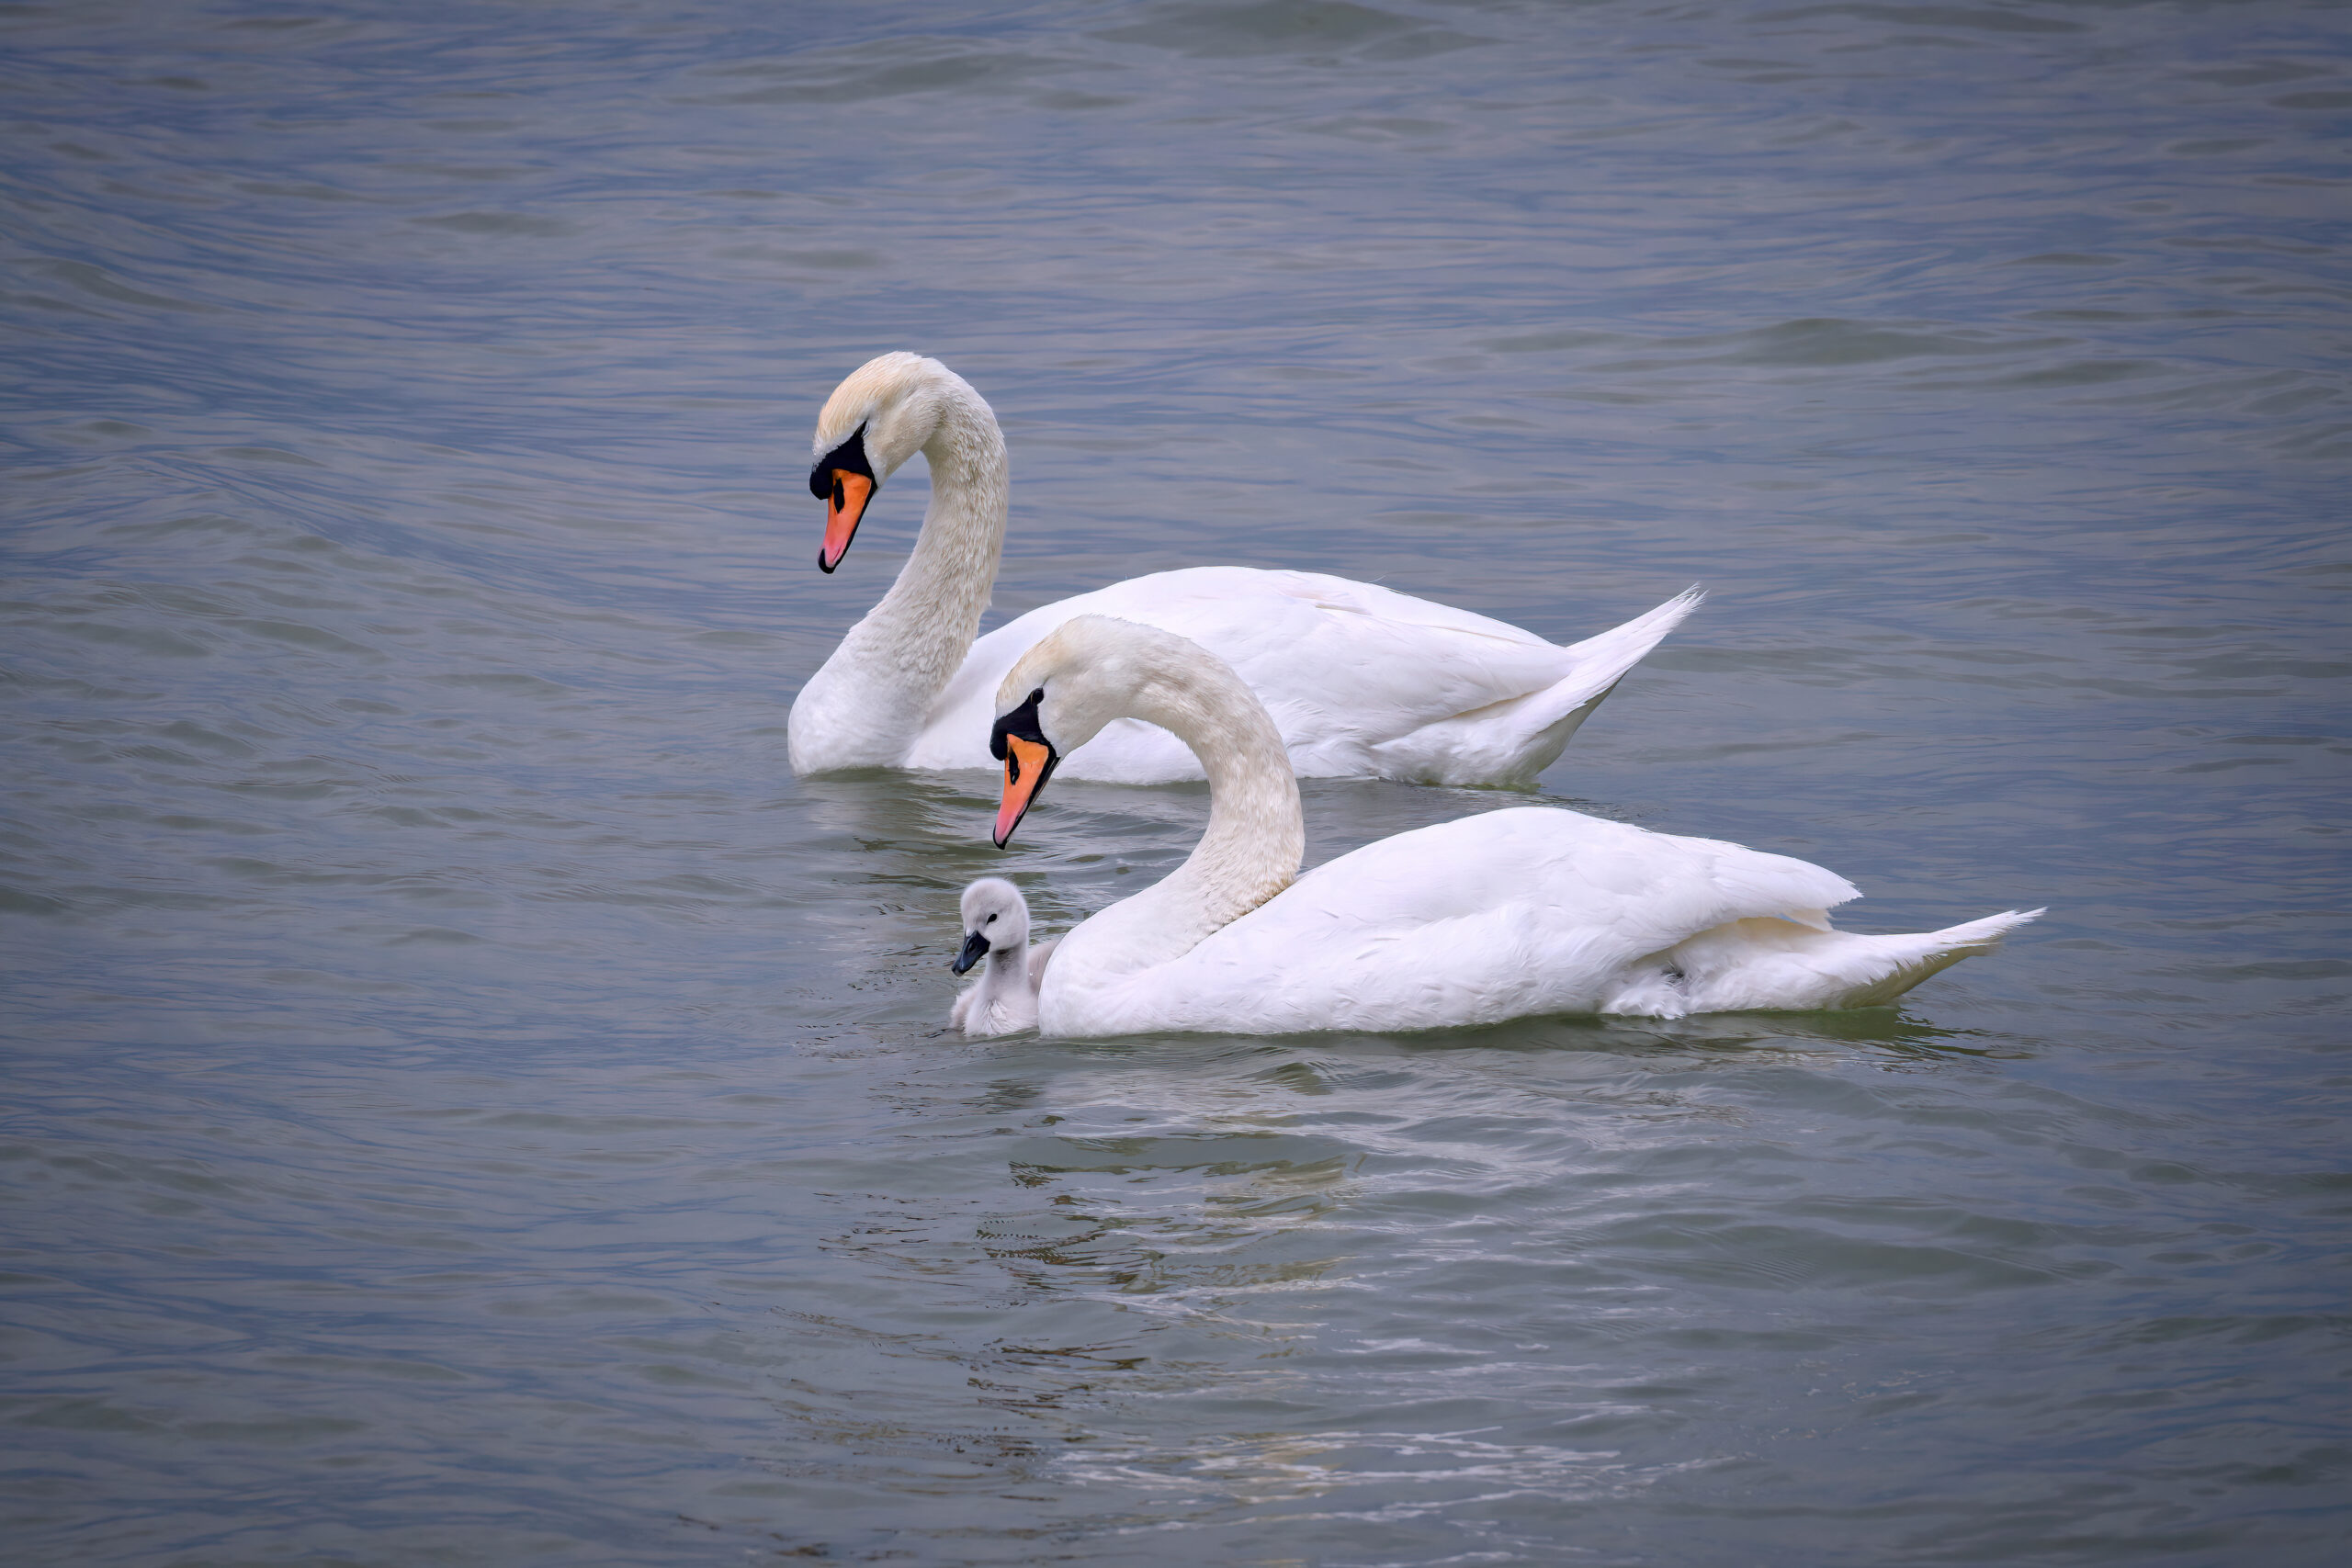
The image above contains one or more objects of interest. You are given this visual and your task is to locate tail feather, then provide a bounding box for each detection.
[1497,585,1703,779]
[1640,906,2043,1016]
[1831,908,2046,1009]
[1557,584,1706,676]
[1370,586,1702,786]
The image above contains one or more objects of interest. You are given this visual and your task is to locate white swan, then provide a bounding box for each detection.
[948,876,1057,1037]
[787,352,1702,786]
[985,616,2041,1037]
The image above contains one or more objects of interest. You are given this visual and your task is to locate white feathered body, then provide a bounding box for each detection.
[1039,807,2036,1036]
[909,570,1698,785]
[951,938,1058,1037]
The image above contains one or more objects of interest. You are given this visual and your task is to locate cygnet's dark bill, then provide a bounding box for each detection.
[953,930,990,974]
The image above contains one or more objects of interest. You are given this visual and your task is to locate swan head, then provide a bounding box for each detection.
[807,351,960,573]
[952,876,1031,974]
[989,615,1251,847]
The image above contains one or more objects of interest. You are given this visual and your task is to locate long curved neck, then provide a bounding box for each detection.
[829,377,1008,737]
[1087,649,1305,971]
[983,931,1028,977]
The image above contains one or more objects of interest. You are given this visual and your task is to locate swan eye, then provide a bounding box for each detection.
[985,914,997,925]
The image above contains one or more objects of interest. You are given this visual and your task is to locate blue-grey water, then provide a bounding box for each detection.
[3,1,2346,1562]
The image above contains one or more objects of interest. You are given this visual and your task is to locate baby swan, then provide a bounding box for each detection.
[949,877,1058,1036]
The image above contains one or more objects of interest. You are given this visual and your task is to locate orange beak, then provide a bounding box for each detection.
[993,735,1056,848]
[819,470,874,573]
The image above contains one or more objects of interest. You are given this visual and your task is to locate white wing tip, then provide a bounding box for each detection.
[1824,907,2045,1010]
[1640,583,1706,629]
[1933,907,2046,953]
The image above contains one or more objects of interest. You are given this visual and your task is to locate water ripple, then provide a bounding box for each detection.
[1,1,2346,1563]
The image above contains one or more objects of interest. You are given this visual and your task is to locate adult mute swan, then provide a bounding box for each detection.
[984,616,2041,1037]
[948,876,1056,1037]
[788,352,1701,786]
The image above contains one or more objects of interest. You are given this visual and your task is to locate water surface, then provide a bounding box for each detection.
[2,1,2346,1562]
